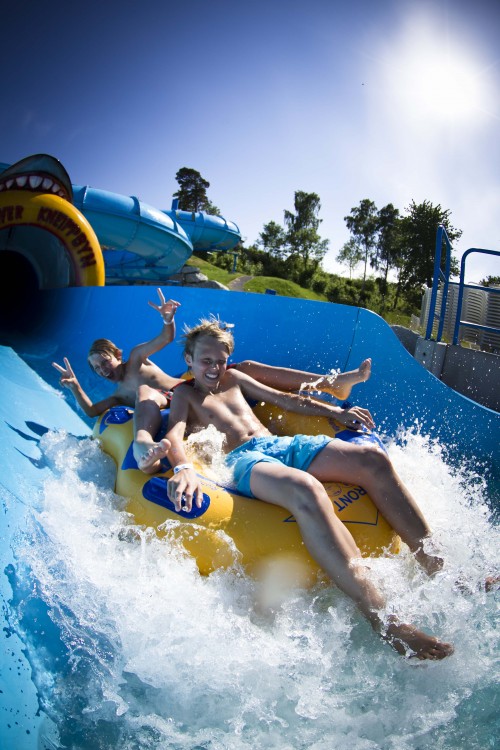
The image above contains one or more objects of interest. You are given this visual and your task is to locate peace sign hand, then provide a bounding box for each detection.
[148,288,181,324]
[52,357,79,390]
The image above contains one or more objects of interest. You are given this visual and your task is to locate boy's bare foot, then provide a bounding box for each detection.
[358,358,371,383]
[414,548,444,577]
[323,358,372,400]
[136,438,171,474]
[383,620,454,660]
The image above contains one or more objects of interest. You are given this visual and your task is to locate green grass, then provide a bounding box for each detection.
[186,257,418,323]
[187,257,328,301]
[380,310,413,328]
[186,256,240,286]
[244,276,328,301]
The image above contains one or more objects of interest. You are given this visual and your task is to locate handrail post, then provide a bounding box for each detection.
[426,224,451,341]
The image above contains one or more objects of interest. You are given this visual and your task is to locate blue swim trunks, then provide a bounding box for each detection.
[225,434,332,498]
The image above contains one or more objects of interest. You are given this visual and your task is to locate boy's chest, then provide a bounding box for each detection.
[191,386,246,421]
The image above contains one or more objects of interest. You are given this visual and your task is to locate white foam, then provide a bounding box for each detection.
[14,427,500,749]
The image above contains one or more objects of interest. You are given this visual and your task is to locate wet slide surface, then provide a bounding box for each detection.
[1,287,499,749]
[0,348,90,748]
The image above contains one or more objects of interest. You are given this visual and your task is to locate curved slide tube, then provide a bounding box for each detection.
[72,190,241,282]
[165,206,241,252]
[72,186,194,282]
[1,157,242,286]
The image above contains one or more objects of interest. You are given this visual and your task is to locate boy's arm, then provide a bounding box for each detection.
[165,390,203,512]
[52,358,120,418]
[231,370,375,431]
[128,290,181,365]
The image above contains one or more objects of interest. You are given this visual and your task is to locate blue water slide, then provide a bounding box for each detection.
[1,161,242,283]
[10,286,500,487]
[164,204,241,252]
[72,186,193,280]
[2,287,500,747]
[0,347,91,748]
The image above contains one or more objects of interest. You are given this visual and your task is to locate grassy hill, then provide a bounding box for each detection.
[187,256,327,302]
[186,255,414,326]
[244,276,327,301]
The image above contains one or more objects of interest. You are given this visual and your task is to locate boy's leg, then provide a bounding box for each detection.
[234,359,371,400]
[133,385,170,473]
[249,462,453,659]
[324,358,371,400]
[307,440,442,575]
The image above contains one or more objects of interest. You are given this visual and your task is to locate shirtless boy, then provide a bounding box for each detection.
[53,290,373,474]
[53,289,182,473]
[165,319,454,661]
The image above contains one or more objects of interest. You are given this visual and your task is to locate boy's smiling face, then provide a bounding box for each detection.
[185,335,229,392]
[88,352,122,381]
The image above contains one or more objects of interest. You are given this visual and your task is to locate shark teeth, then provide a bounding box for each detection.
[0,173,67,199]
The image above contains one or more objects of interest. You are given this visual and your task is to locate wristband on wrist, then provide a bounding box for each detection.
[173,463,194,474]
[163,318,174,325]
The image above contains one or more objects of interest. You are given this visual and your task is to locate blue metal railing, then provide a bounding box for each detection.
[426,225,500,347]
[452,248,500,345]
[425,225,452,341]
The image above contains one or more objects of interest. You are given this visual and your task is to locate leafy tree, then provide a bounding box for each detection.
[396,200,461,307]
[373,203,401,309]
[173,167,220,214]
[257,221,287,259]
[374,204,401,283]
[344,199,379,295]
[336,238,363,279]
[283,191,329,281]
[480,275,500,287]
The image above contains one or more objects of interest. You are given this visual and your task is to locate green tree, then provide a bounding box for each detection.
[283,191,329,283]
[374,203,401,308]
[344,199,379,295]
[397,200,461,307]
[336,238,363,278]
[480,275,500,287]
[173,167,220,214]
[257,220,287,259]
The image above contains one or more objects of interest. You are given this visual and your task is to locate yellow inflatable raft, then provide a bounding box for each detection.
[94,405,400,583]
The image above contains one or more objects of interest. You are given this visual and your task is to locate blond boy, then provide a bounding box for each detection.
[165,319,454,661]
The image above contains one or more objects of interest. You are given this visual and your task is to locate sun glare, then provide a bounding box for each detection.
[381,19,493,126]
[404,51,483,121]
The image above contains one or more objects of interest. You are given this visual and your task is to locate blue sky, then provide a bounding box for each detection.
[1,0,499,283]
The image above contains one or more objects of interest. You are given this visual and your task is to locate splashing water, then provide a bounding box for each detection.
[6,428,499,750]
[299,368,340,394]
[185,424,233,486]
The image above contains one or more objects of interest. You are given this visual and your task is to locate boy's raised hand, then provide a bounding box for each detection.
[148,288,181,324]
[52,357,79,390]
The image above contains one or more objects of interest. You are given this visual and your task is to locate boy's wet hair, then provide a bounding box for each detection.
[88,338,123,362]
[183,317,235,357]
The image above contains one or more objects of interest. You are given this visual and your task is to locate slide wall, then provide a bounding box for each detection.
[11,286,500,483]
